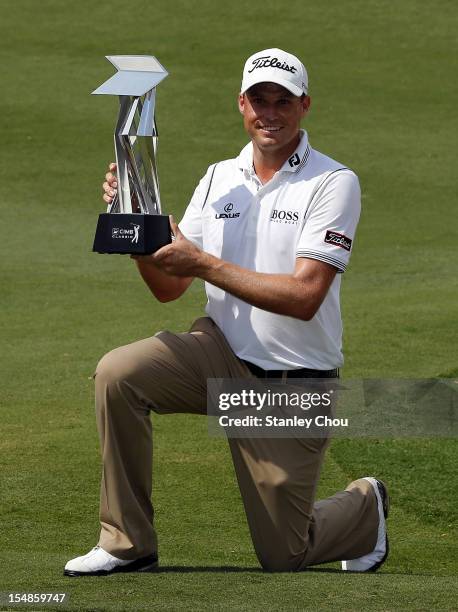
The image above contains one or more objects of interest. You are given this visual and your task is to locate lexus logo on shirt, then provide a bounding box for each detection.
[215,202,240,219]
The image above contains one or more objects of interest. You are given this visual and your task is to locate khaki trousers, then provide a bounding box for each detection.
[94,317,378,571]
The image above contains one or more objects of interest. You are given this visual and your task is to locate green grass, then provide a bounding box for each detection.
[1,0,457,610]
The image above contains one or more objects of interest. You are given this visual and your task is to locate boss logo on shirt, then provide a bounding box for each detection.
[324,230,352,251]
[215,202,240,219]
[270,210,299,224]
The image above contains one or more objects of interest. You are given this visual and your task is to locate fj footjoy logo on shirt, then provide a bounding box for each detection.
[324,230,352,251]
[288,153,300,167]
[215,203,240,219]
[270,210,299,224]
[112,224,141,244]
[248,56,297,74]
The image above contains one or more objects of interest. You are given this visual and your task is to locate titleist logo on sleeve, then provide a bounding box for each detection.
[248,56,297,74]
[324,230,352,251]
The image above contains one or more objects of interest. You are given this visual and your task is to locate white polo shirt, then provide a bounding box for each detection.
[179,130,361,370]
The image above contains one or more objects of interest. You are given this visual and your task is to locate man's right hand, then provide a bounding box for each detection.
[102,162,118,205]
[101,161,193,302]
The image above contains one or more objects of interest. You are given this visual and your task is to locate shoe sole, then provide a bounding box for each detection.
[341,477,390,573]
[376,479,389,519]
[64,555,158,577]
[367,479,389,572]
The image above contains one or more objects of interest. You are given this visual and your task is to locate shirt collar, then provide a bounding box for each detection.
[237,129,311,176]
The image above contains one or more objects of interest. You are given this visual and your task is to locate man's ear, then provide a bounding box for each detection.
[301,95,311,118]
[238,93,245,115]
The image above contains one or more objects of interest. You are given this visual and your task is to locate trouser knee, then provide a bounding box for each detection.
[94,349,127,396]
[251,476,308,572]
[259,553,303,572]
[94,347,148,414]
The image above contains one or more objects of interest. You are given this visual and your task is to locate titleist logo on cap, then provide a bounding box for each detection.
[248,56,297,74]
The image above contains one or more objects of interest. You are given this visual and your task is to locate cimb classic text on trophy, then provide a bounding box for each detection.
[92,56,171,254]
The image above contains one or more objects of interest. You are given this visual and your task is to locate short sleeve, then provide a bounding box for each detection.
[179,164,217,249]
[296,169,361,273]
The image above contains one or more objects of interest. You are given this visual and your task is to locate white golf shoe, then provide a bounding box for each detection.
[64,545,158,577]
[341,477,389,572]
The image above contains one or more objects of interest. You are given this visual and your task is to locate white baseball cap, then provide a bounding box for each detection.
[241,48,308,97]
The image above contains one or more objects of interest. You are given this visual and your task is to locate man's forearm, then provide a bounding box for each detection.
[135,259,193,302]
[148,220,336,317]
[196,253,327,321]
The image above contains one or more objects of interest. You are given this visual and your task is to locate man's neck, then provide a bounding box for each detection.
[252,133,301,184]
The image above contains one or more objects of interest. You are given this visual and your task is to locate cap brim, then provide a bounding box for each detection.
[241,74,304,97]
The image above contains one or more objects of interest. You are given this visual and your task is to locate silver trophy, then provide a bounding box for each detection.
[92,55,171,254]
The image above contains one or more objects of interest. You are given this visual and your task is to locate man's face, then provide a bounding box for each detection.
[238,83,310,156]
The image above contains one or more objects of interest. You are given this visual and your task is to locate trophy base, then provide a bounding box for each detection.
[93,213,171,255]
